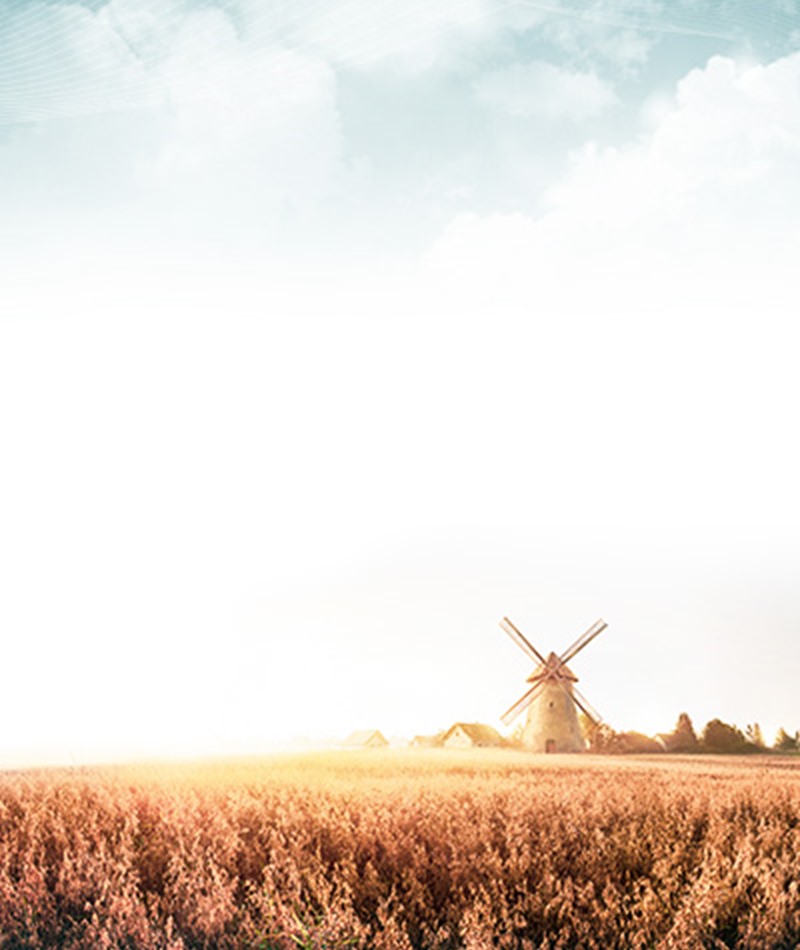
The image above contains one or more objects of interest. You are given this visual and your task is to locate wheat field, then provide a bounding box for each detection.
[1,751,800,948]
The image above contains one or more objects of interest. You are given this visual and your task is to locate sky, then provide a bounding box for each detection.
[1,0,799,766]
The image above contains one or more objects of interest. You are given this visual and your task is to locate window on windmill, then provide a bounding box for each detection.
[549,701,554,708]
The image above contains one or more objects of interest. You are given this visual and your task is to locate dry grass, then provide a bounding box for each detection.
[1,750,800,948]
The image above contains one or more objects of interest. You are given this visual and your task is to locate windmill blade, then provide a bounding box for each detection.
[558,619,607,666]
[499,617,547,665]
[500,679,547,726]
[549,677,604,733]
[570,684,603,725]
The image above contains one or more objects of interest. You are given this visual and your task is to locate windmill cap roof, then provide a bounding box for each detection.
[527,651,578,683]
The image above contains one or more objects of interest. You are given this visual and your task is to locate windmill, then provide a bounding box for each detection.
[499,616,607,753]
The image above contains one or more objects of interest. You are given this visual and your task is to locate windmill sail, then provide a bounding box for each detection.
[558,619,607,666]
[500,617,547,665]
[501,679,546,725]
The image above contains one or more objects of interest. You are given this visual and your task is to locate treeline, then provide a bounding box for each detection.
[585,712,800,755]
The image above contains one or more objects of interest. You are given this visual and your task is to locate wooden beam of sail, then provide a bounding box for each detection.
[558,619,607,666]
[551,676,603,727]
[500,679,547,725]
[500,616,547,666]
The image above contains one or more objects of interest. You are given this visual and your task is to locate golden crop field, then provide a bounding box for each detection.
[1,751,800,949]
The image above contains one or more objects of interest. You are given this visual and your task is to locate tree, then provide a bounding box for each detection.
[585,721,615,753]
[509,723,525,748]
[701,718,747,754]
[745,722,765,750]
[668,712,698,752]
[578,712,605,746]
[774,728,799,752]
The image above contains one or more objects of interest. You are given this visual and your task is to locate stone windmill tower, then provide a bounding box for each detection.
[499,616,607,753]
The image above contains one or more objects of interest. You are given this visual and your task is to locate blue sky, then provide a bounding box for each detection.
[3,0,798,259]
[1,0,799,764]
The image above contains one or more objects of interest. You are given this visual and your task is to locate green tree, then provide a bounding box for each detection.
[669,712,698,752]
[774,727,799,752]
[578,712,605,746]
[584,721,615,753]
[701,718,747,754]
[745,722,765,749]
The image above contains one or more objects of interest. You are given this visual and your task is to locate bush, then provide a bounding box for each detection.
[606,731,663,754]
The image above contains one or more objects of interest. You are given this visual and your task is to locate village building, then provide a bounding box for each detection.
[441,723,503,749]
[343,730,389,749]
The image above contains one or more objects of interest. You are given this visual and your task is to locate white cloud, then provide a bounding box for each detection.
[429,52,800,313]
[0,2,159,124]
[534,0,663,72]
[104,0,192,65]
[422,52,800,553]
[475,61,618,120]
[0,1,344,244]
[146,10,343,213]
[238,0,494,74]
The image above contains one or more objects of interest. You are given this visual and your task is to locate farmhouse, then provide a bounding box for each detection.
[442,723,503,749]
[343,730,389,749]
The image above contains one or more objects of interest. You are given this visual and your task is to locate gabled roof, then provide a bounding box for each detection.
[442,722,503,745]
[343,730,388,747]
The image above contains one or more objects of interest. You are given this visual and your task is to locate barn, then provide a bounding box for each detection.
[442,723,503,749]
[343,730,389,749]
